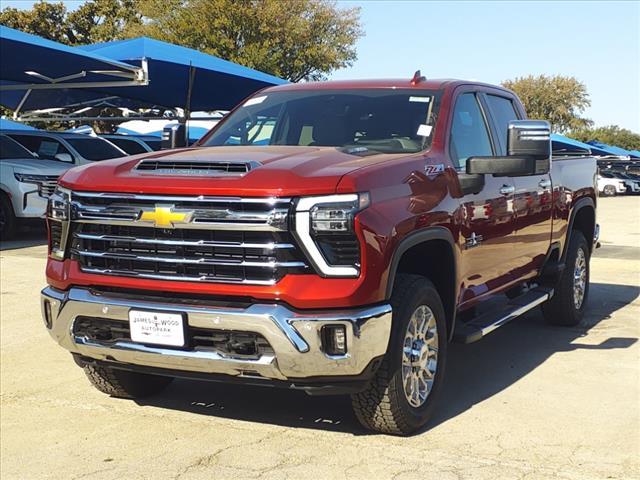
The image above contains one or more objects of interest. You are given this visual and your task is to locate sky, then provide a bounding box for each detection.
[3,0,640,132]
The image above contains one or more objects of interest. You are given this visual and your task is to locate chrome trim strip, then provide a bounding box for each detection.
[481,291,551,336]
[42,286,393,379]
[79,267,278,285]
[72,191,292,204]
[73,249,306,268]
[74,232,295,250]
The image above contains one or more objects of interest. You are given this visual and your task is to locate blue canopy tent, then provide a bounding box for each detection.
[551,133,593,154]
[628,150,640,159]
[0,26,148,114]
[2,35,286,115]
[587,141,632,158]
[0,117,37,131]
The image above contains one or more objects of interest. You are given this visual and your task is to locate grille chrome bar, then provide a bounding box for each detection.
[72,191,291,205]
[73,249,306,268]
[71,201,289,231]
[80,267,278,285]
[74,232,294,250]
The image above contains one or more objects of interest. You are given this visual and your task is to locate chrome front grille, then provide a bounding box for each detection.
[39,176,59,197]
[68,192,307,285]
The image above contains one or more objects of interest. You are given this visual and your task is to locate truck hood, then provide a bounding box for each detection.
[59,146,406,196]
[5,158,71,176]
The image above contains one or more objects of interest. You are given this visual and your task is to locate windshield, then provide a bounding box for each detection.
[201,89,440,154]
[0,134,36,159]
[65,138,126,161]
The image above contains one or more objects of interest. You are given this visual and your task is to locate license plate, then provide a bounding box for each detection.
[129,310,185,347]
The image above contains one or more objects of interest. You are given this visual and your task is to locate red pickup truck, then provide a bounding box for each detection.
[42,77,598,435]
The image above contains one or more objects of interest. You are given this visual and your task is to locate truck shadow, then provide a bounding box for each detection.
[0,224,47,251]
[136,282,639,435]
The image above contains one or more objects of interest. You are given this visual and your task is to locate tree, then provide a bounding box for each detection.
[571,125,640,151]
[0,0,142,45]
[128,0,363,82]
[502,75,592,134]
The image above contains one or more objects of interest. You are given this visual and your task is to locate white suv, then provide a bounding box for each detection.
[0,134,71,238]
[597,174,627,197]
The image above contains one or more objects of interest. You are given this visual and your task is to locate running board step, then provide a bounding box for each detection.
[453,287,554,344]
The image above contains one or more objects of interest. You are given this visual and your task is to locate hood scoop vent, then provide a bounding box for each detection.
[135,159,261,176]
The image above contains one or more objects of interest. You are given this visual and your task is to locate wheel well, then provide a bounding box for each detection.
[393,239,456,337]
[572,205,596,253]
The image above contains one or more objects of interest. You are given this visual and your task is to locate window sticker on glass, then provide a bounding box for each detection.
[244,95,267,107]
[38,141,59,157]
[409,96,431,103]
[417,124,433,137]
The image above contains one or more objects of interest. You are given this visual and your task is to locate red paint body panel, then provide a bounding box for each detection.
[46,79,597,313]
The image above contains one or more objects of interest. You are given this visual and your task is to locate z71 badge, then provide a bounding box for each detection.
[425,163,445,175]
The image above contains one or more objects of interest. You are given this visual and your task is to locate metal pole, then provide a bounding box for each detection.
[184,63,196,145]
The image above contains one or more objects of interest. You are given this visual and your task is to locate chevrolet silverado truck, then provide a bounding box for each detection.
[41,77,598,435]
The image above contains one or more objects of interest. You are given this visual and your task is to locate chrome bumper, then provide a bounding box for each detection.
[41,287,392,381]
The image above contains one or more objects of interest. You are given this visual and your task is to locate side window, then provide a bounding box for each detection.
[486,94,520,155]
[449,93,493,169]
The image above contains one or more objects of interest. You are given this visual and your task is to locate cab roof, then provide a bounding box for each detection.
[263,78,510,93]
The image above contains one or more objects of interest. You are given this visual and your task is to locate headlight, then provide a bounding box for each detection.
[14,173,49,184]
[47,186,71,259]
[295,193,369,277]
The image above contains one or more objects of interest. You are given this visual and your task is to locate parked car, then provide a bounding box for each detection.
[597,174,626,196]
[99,134,162,154]
[600,170,640,194]
[4,131,127,166]
[0,134,70,237]
[42,78,598,435]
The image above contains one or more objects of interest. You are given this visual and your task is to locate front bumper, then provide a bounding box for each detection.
[41,287,392,384]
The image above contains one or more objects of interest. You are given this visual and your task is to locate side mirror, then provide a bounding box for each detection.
[54,153,73,163]
[162,123,187,149]
[467,120,551,176]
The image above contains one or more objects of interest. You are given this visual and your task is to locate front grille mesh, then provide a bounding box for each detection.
[73,316,274,359]
[39,176,59,197]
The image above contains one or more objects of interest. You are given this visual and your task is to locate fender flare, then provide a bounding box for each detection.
[385,226,459,339]
[562,196,596,262]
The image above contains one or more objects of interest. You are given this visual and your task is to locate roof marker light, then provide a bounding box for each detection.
[411,70,426,85]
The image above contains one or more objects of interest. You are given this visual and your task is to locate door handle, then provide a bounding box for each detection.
[499,185,515,195]
[538,179,552,190]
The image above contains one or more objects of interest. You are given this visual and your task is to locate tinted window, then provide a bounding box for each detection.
[7,134,72,161]
[143,139,162,151]
[65,138,126,161]
[0,135,35,159]
[486,94,519,154]
[450,93,493,168]
[203,89,439,154]
[108,137,148,155]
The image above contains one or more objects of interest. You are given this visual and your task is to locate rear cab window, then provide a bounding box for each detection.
[485,94,520,155]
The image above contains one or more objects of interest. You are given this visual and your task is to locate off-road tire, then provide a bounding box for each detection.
[542,230,590,326]
[351,274,447,435]
[602,185,616,197]
[83,364,173,399]
[0,194,16,240]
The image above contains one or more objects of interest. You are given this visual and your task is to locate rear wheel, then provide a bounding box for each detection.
[83,364,173,399]
[602,185,616,197]
[0,194,16,239]
[351,274,447,435]
[542,230,590,326]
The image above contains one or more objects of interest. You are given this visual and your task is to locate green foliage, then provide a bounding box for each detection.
[1,0,362,82]
[571,125,640,151]
[0,0,142,45]
[128,0,363,82]
[502,74,592,134]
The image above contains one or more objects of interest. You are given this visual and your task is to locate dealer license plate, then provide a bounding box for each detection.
[129,310,185,347]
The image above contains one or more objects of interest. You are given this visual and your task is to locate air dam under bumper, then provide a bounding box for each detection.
[41,287,392,382]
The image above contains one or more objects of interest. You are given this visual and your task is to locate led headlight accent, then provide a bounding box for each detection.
[14,173,49,184]
[295,193,369,277]
[47,186,71,260]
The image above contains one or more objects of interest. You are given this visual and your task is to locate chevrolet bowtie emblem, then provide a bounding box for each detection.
[139,205,192,228]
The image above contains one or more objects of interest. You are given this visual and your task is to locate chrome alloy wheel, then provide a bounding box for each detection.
[401,305,439,408]
[573,247,587,309]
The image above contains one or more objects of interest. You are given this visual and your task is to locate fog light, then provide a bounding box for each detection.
[43,300,53,329]
[321,325,347,355]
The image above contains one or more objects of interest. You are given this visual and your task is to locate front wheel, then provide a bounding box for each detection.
[602,185,616,197]
[0,195,16,239]
[83,364,173,399]
[351,274,447,435]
